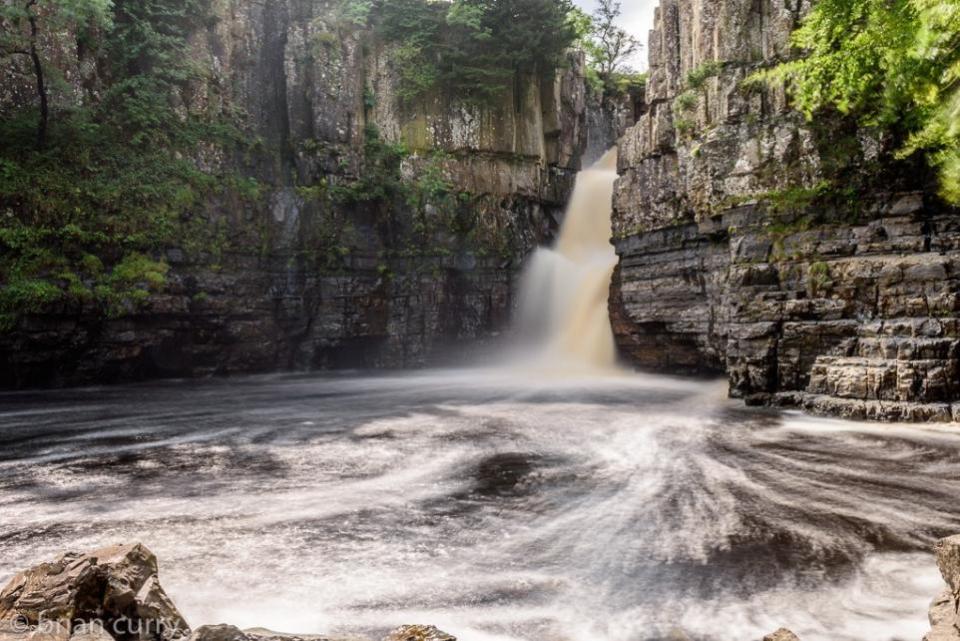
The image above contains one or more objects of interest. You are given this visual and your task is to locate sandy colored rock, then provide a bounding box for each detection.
[0,544,188,641]
[763,630,800,641]
[69,623,113,641]
[381,626,455,641]
[936,535,960,595]
[0,621,70,641]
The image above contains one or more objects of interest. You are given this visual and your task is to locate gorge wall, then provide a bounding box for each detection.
[0,0,632,388]
[610,0,960,422]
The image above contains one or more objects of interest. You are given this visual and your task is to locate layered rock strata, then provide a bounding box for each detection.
[610,0,960,421]
[0,0,634,388]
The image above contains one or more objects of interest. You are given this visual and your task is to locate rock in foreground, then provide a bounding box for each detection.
[927,535,960,641]
[0,546,457,641]
[381,627,454,641]
[33,540,960,641]
[188,624,453,641]
[187,625,353,641]
[0,544,189,641]
[763,630,800,641]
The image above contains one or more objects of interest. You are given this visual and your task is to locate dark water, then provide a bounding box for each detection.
[0,369,958,641]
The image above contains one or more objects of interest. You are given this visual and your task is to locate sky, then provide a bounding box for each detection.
[572,0,659,70]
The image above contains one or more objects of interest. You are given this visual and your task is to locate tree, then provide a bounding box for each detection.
[0,0,112,148]
[756,0,960,203]
[377,0,579,104]
[590,0,640,79]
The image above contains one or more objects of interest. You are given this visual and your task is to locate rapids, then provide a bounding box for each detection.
[0,371,959,641]
[1,150,958,641]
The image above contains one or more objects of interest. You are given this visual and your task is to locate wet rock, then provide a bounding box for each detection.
[0,544,189,641]
[762,631,800,641]
[381,627,455,641]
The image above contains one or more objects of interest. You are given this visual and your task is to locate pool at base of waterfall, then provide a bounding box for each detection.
[0,369,957,641]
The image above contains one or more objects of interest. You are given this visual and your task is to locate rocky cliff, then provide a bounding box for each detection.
[0,0,631,388]
[610,0,960,421]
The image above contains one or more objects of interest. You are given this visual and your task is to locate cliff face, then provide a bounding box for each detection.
[0,0,629,387]
[611,0,960,421]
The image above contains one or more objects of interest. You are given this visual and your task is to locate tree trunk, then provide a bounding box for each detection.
[26,0,47,149]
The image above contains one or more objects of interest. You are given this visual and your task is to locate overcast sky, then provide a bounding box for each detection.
[573,0,658,70]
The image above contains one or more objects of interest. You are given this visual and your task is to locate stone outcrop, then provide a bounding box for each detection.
[614,0,817,236]
[380,627,454,641]
[611,195,960,422]
[187,625,350,641]
[0,0,635,389]
[927,536,960,641]
[610,0,960,421]
[0,546,457,641]
[23,541,960,641]
[0,544,189,641]
[762,630,800,641]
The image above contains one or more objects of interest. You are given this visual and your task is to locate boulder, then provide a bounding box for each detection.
[188,626,361,641]
[187,628,248,641]
[381,627,455,641]
[0,544,189,641]
[762,630,800,641]
[0,621,70,641]
[936,535,960,596]
[70,623,114,641]
[925,536,960,641]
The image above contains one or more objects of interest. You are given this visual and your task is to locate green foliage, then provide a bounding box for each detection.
[586,0,640,79]
[0,0,255,330]
[611,71,646,94]
[326,126,511,260]
[0,0,113,44]
[572,1,642,95]
[807,261,834,296]
[336,0,374,27]
[675,117,695,138]
[674,90,697,113]
[686,61,723,91]
[764,182,832,215]
[376,0,578,104]
[95,253,170,317]
[331,124,409,206]
[754,0,960,203]
[568,6,594,45]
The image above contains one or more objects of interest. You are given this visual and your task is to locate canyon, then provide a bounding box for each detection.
[0,0,635,387]
[1,0,958,424]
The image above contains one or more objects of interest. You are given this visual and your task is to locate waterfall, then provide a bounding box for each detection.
[516,148,620,370]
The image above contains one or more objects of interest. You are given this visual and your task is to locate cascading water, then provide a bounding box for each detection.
[0,154,956,641]
[516,149,620,370]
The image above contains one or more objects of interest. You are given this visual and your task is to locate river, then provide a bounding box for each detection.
[1,369,958,641]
